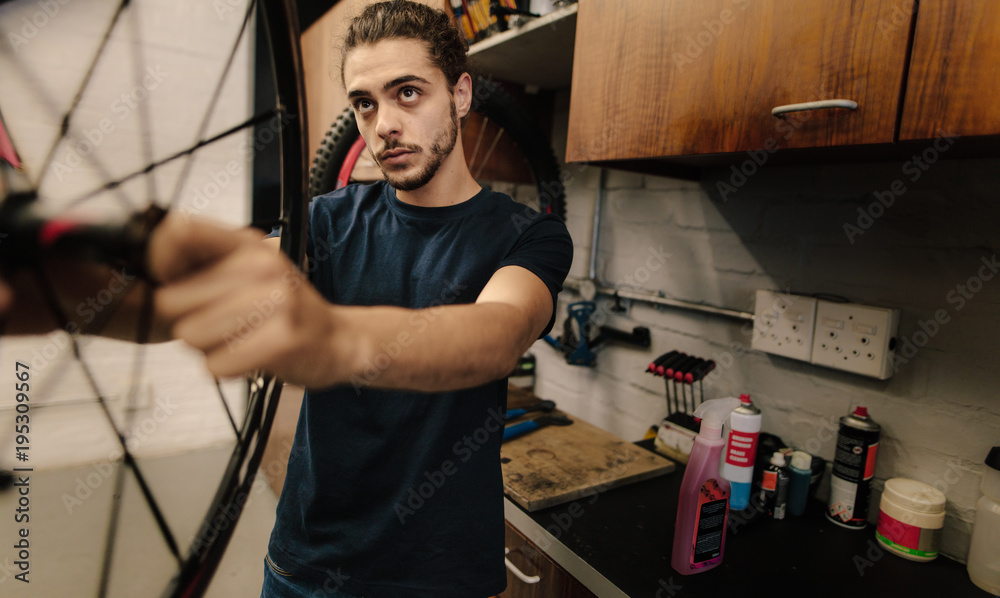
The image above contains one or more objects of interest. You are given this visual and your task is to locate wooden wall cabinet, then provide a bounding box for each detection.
[566,0,911,162]
[899,0,1000,140]
[565,0,999,164]
[498,522,597,598]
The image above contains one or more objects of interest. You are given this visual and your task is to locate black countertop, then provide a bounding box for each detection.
[505,440,989,598]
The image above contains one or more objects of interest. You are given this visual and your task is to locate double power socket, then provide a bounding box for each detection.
[751,290,900,379]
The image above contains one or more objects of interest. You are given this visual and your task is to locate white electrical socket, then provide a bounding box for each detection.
[751,290,818,362]
[810,300,900,379]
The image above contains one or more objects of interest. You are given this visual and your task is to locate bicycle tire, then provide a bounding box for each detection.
[166,3,308,597]
[0,1,308,596]
[308,77,566,220]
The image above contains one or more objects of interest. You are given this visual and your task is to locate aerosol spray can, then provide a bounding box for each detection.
[762,452,790,519]
[721,394,761,511]
[827,406,881,529]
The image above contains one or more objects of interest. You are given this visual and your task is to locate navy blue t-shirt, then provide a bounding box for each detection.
[267,182,573,597]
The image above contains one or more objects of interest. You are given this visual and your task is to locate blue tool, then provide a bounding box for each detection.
[502,414,573,442]
[545,301,651,367]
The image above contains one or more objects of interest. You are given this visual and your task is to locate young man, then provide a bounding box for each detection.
[160,2,571,596]
[1,1,571,595]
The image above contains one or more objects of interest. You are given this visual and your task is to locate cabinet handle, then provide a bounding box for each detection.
[504,547,541,584]
[771,99,858,117]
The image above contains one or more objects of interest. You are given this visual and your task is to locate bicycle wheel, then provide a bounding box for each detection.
[308,77,566,220]
[0,0,306,596]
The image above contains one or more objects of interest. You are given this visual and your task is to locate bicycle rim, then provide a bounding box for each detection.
[0,0,307,596]
[308,77,566,220]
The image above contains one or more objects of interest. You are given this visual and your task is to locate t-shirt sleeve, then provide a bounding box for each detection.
[496,214,574,338]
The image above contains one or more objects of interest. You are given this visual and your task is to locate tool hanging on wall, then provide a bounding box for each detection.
[645,350,716,416]
[544,301,651,367]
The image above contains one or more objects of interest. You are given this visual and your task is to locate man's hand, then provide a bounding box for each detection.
[150,213,348,386]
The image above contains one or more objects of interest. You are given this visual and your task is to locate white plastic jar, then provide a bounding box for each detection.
[875,478,946,561]
[968,447,1000,594]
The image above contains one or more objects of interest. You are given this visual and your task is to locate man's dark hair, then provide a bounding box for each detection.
[341,0,470,89]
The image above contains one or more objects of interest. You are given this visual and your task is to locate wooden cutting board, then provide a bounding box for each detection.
[502,387,676,512]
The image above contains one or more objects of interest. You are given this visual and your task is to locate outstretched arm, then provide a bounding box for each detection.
[153,214,555,391]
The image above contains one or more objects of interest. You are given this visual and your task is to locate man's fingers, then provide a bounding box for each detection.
[169,283,289,351]
[148,212,265,283]
[156,244,298,322]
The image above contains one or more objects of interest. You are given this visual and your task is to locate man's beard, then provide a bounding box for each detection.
[375,99,458,192]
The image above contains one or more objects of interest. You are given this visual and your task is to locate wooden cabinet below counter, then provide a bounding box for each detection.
[499,521,597,598]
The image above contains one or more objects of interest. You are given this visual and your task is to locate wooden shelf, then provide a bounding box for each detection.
[468,3,577,89]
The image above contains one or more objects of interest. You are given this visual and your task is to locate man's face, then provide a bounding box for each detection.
[343,39,462,191]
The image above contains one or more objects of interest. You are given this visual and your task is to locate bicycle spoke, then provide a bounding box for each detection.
[31,267,183,566]
[215,380,241,438]
[166,0,257,210]
[473,126,505,180]
[468,115,489,174]
[97,459,128,598]
[65,109,278,208]
[0,4,136,212]
[34,0,129,188]
[128,0,158,205]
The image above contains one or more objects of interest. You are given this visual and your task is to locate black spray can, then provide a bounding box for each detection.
[827,406,881,529]
[761,451,790,519]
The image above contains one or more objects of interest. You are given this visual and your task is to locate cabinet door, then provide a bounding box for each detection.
[899,1,1000,140]
[566,0,912,161]
[499,522,597,598]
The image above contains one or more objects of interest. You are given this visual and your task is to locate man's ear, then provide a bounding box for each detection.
[454,72,473,119]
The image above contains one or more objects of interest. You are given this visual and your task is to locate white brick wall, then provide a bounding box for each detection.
[537,93,1000,562]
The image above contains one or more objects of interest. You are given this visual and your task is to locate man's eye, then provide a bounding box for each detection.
[355,99,374,113]
[400,88,419,101]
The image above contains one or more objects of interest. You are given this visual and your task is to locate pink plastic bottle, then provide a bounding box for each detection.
[671,397,741,575]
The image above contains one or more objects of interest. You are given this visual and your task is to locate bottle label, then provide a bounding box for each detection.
[876,511,940,557]
[829,422,880,527]
[762,470,777,491]
[725,429,759,467]
[692,479,729,566]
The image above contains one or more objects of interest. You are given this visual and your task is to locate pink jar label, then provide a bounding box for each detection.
[876,510,940,557]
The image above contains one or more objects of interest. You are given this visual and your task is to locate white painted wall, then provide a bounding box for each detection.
[532,91,1000,563]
